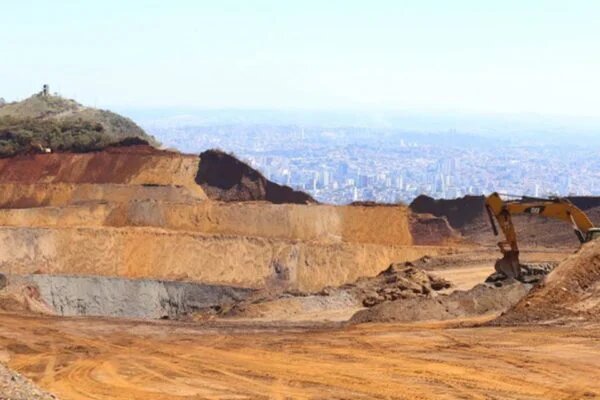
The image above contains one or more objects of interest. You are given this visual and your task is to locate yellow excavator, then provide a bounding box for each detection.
[485,192,600,279]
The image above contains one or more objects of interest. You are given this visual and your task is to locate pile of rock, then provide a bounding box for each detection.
[343,261,452,307]
[486,262,556,286]
[0,363,57,400]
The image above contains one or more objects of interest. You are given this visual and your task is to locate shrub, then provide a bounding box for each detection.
[0,116,120,157]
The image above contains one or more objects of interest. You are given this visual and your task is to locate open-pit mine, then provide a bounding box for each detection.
[1,143,600,399]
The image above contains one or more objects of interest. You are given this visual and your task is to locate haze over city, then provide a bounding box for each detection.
[2,1,600,203]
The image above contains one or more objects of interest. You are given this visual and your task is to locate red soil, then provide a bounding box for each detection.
[0,145,183,184]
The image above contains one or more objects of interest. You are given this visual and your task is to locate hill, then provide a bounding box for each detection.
[0,87,156,156]
[196,149,315,204]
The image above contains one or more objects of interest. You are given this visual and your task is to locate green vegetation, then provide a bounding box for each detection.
[0,92,157,157]
[0,115,117,156]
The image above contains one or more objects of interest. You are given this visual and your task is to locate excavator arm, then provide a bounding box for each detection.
[485,192,598,278]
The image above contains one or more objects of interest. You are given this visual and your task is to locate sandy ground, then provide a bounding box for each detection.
[0,247,578,399]
[414,248,570,291]
[0,312,598,400]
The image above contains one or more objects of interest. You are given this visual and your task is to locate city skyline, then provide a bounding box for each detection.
[146,120,599,204]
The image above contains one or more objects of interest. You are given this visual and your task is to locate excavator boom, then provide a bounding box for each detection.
[484,192,599,279]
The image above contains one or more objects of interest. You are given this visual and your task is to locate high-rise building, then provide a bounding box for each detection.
[357,174,369,188]
[322,170,330,188]
[395,175,404,190]
[311,172,319,191]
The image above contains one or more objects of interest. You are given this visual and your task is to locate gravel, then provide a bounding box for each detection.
[0,363,56,400]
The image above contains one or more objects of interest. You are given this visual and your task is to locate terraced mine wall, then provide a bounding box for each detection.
[0,146,206,198]
[0,183,202,209]
[112,201,418,245]
[0,146,457,293]
[24,274,253,319]
[0,202,418,246]
[0,226,448,292]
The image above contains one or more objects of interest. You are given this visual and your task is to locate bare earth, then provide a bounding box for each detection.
[0,312,597,400]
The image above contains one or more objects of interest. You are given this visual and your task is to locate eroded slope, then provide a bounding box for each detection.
[497,240,600,324]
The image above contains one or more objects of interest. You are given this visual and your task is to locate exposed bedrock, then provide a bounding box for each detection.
[0,226,451,292]
[24,274,253,319]
[0,199,461,247]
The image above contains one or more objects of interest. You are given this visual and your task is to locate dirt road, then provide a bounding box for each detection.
[418,248,570,291]
[0,313,598,400]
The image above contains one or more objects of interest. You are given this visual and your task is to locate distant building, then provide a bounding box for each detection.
[357,174,369,188]
[337,162,349,175]
[395,175,404,190]
[312,172,319,191]
[41,84,49,97]
[322,170,330,187]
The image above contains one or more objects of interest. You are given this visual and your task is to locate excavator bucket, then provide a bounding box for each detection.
[494,250,522,279]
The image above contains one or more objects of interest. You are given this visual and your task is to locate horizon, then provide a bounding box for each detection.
[2,1,600,118]
[9,89,600,137]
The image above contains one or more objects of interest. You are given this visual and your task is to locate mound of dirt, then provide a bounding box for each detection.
[340,261,452,307]
[410,195,486,230]
[409,213,461,245]
[225,260,452,321]
[351,280,529,324]
[567,196,600,211]
[495,240,600,324]
[196,149,315,204]
[221,290,360,322]
[347,255,543,324]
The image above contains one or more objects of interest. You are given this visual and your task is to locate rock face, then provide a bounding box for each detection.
[0,144,200,186]
[0,226,449,292]
[26,274,253,319]
[196,149,315,204]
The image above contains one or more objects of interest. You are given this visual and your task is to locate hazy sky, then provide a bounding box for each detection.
[2,1,599,116]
